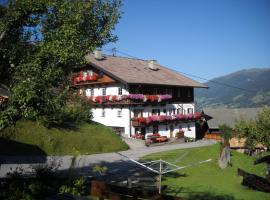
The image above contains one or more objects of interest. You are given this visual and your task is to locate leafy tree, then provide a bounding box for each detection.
[234,106,270,152]
[0,0,122,129]
[255,106,270,149]
[219,124,232,143]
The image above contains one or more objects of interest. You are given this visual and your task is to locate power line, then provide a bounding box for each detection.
[103,48,256,93]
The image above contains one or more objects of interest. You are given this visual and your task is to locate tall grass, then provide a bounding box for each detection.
[0,120,128,155]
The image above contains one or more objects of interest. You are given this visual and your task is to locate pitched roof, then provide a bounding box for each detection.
[85,54,207,88]
[204,107,261,128]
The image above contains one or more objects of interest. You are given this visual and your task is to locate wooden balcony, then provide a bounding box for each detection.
[90,99,144,106]
[72,73,116,87]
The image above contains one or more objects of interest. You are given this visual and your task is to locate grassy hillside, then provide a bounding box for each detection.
[196,68,270,109]
[142,144,269,200]
[0,120,128,155]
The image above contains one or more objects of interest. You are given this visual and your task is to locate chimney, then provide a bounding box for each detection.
[94,50,103,60]
[148,60,158,70]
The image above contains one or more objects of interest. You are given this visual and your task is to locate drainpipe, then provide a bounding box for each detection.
[129,105,132,137]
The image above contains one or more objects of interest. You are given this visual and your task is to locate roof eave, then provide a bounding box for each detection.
[127,82,208,88]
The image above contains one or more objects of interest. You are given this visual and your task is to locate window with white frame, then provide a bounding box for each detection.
[187,108,193,114]
[102,88,106,96]
[118,87,122,95]
[117,109,122,117]
[85,89,91,96]
[152,109,160,116]
[101,109,105,117]
[134,109,143,117]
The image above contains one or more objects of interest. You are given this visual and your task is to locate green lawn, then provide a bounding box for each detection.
[142,144,270,200]
[0,120,128,155]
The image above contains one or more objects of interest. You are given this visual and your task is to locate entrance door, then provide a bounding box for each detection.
[170,125,174,138]
[153,125,159,134]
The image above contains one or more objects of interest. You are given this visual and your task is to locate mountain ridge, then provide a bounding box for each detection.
[195,68,270,109]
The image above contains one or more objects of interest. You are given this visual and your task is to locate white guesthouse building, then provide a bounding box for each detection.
[72,51,207,139]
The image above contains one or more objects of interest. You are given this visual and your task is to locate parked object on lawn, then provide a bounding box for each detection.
[254,155,270,182]
[237,168,270,193]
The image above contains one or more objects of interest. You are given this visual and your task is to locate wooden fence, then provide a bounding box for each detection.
[90,180,184,200]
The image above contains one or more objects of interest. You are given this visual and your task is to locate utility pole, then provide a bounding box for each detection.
[158,159,162,194]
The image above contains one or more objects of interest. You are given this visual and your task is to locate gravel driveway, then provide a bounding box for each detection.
[0,139,216,178]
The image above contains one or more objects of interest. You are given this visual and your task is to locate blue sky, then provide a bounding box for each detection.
[105,0,270,80]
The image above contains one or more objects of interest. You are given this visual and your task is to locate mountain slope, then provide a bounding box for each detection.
[195,68,270,108]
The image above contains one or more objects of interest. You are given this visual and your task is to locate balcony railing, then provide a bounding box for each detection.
[87,94,172,105]
[73,74,98,85]
[131,113,202,126]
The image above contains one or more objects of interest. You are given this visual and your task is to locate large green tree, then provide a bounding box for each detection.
[0,0,122,129]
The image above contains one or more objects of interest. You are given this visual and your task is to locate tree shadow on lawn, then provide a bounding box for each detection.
[56,159,237,199]
[0,138,47,164]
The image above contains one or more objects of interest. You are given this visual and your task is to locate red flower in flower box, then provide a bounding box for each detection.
[148,95,157,102]
[159,115,167,122]
[194,112,202,120]
[95,96,103,104]
[112,95,117,101]
[138,117,146,124]
[86,74,98,81]
[105,95,110,101]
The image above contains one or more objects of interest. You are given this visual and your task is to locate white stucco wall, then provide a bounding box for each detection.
[91,107,131,136]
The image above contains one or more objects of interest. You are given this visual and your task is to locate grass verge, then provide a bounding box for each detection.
[0,120,128,155]
[142,144,270,200]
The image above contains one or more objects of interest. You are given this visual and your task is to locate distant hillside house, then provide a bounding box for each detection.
[204,107,260,130]
[203,108,265,152]
[72,51,207,139]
